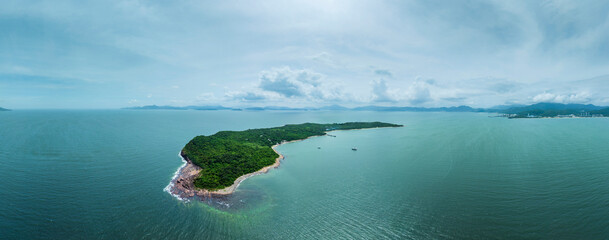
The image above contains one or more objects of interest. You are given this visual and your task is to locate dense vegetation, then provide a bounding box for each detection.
[592,107,609,116]
[508,108,609,118]
[182,122,402,190]
[500,103,603,114]
[499,103,609,118]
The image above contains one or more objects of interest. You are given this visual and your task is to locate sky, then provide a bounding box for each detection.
[1,0,609,109]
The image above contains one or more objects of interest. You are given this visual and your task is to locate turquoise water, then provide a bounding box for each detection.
[2,110,609,239]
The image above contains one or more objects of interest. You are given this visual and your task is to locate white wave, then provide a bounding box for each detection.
[163,151,189,201]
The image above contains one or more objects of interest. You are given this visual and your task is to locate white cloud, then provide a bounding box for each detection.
[252,67,348,103]
[258,67,322,97]
[225,91,268,102]
[531,92,591,104]
[370,78,434,105]
[405,80,432,104]
[371,79,396,102]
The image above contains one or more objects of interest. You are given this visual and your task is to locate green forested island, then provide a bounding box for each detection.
[181,122,402,190]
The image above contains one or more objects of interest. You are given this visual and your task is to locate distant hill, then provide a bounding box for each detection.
[124,104,490,112]
[352,105,486,112]
[244,106,316,111]
[319,104,350,111]
[591,107,609,115]
[501,103,604,114]
[187,105,234,110]
[123,105,235,110]
[500,103,608,118]
[487,104,526,111]
[0,107,9,111]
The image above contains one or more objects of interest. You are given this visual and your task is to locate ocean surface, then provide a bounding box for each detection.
[2,110,609,239]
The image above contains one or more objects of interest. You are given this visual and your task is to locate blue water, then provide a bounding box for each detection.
[1,110,609,239]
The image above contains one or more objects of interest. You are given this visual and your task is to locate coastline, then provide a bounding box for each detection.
[210,144,285,195]
[166,138,307,199]
[166,126,400,200]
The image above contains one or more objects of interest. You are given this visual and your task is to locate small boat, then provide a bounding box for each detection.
[351,147,357,151]
[317,146,321,149]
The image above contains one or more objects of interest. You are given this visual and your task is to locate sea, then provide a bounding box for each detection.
[1,110,609,239]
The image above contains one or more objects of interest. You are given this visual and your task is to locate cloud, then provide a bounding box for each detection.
[258,67,322,97]
[405,80,432,104]
[250,67,350,104]
[371,79,396,102]
[374,69,392,77]
[531,92,591,104]
[4,1,609,108]
[196,92,219,102]
[488,82,520,94]
[370,78,434,105]
[225,91,267,101]
[442,97,467,102]
[310,52,337,67]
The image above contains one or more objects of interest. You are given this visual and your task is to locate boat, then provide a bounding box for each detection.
[351,147,357,151]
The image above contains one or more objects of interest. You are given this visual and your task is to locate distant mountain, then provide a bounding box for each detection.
[186,105,234,110]
[352,105,485,112]
[244,106,315,111]
[123,104,489,112]
[0,107,10,111]
[244,105,350,111]
[488,104,526,110]
[123,105,186,110]
[501,103,604,114]
[591,107,609,115]
[123,105,235,110]
[319,104,349,111]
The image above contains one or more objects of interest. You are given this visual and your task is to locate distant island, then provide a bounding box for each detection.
[166,122,402,199]
[125,104,488,112]
[0,107,9,111]
[126,103,609,119]
[497,103,609,118]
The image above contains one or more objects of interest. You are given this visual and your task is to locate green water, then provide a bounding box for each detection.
[1,110,609,239]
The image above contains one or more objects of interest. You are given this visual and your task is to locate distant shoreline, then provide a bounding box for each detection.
[504,115,609,119]
[166,127,398,200]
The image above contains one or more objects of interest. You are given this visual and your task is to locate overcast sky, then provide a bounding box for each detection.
[2,0,609,109]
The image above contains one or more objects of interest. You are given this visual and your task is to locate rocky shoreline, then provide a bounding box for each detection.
[166,147,284,200]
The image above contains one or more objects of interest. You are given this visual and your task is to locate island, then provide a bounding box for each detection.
[166,122,402,200]
[0,107,9,111]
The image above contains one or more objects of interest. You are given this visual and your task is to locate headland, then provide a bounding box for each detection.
[166,122,402,200]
